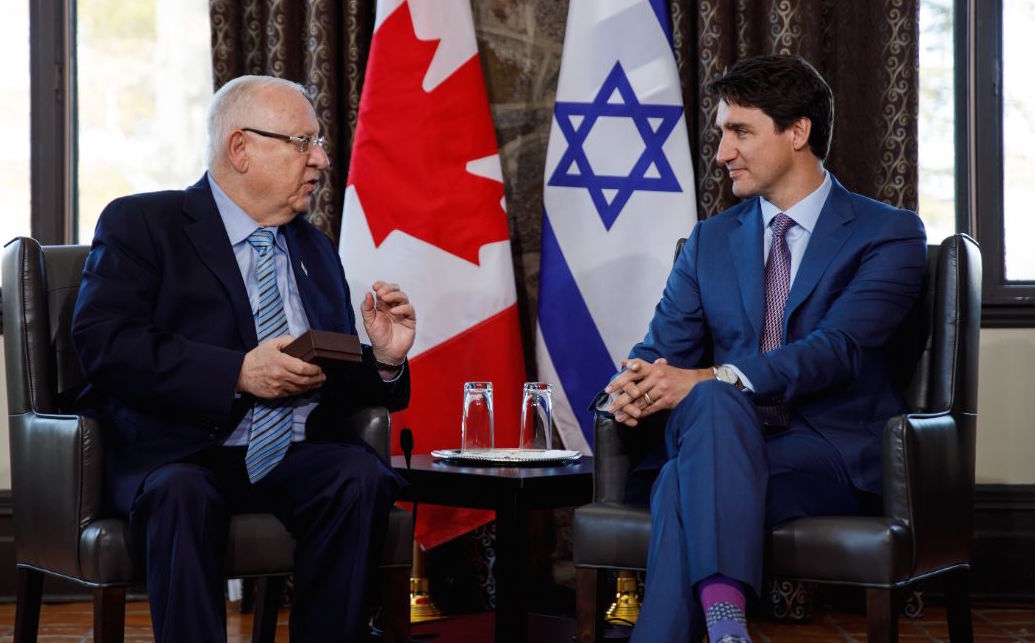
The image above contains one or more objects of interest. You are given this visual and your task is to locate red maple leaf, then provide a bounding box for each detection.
[347,2,507,265]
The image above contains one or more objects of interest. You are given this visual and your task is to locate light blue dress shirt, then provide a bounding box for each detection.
[730,170,833,391]
[758,170,832,285]
[207,174,318,446]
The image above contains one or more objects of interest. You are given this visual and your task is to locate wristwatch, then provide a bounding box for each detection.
[713,364,745,391]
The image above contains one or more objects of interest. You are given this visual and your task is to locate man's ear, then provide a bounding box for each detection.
[226,130,250,173]
[791,117,812,152]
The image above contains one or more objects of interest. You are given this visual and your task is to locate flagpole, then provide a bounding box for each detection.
[605,570,641,625]
[409,544,445,622]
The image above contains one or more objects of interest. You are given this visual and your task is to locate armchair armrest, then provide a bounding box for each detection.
[882,411,973,573]
[9,411,105,576]
[593,415,635,503]
[342,406,392,461]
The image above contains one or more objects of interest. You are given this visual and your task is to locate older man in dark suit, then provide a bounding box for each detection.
[72,75,415,642]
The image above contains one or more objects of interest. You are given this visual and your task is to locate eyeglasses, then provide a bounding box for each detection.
[242,127,326,154]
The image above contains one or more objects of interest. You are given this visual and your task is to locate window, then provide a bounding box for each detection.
[76,0,212,243]
[28,0,211,247]
[1001,1,1035,281]
[971,0,1035,321]
[919,0,1035,325]
[0,0,32,278]
[918,0,956,246]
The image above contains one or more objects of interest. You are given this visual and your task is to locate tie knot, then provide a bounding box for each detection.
[771,213,796,239]
[247,228,276,253]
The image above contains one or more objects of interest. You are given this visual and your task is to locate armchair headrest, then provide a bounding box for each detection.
[2,237,89,414]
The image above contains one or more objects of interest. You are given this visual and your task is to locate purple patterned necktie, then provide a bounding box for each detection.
[759,213,796,426]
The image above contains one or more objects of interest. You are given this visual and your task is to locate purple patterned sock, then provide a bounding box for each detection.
[699,575,750,643]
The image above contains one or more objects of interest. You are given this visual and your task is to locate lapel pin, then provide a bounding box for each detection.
[300,260,308,277]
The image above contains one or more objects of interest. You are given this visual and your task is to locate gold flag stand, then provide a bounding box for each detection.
[605,570,641,625]
[409,542,445,622]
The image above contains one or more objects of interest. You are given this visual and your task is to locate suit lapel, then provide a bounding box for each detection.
[281,222,325,331]
[728,202,765,344]
[784,178,854,323]
[182,176,258,348]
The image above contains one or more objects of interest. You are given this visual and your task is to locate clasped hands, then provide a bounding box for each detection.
[605,357,714,427]
[237,281,416,399]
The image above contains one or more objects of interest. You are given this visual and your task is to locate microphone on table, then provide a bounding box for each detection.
[400,427,418,524]
[400,428,414,470]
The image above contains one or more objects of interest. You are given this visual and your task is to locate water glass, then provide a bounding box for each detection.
[519,382,553,450]
[461,381,495,452]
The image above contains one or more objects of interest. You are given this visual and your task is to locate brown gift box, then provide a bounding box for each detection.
[282,330,362,364]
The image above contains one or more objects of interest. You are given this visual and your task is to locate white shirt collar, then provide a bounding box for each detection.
[759,170,832,234]
[207,172,284,249]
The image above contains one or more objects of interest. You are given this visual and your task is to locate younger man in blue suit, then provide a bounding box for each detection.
[603,55,927,642]
[72,75,416,642]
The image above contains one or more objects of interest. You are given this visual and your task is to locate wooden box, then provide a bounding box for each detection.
[282,330,362,364]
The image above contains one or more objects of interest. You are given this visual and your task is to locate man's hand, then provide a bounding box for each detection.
[361,281,416,366]
[237,336,326,399]
[605,358,714,426]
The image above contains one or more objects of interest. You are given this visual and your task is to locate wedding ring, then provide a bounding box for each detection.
[642,392,653,407]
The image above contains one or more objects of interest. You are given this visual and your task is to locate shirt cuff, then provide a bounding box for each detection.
[725,363,755,392]
[590,368,627,413]
[378,360,406,383]
[594,390,619,412]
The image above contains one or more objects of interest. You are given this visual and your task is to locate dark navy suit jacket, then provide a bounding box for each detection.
[72,175,410,515]
[629,176,927,495]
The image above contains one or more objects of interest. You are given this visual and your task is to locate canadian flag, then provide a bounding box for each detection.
[339,0,526,549]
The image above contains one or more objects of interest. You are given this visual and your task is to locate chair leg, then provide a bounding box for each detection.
[14,567,44,643]
[576,567,608,643]
[865,587,900,643]
[944,568,974,643]
[252,576,285,643]
[379,565,411,643]
[93,586,126,643]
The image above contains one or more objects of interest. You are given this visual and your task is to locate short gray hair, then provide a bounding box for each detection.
[205,75,309,168]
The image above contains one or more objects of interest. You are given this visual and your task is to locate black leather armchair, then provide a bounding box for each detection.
[2,237,412,643]
[573,233,981,642]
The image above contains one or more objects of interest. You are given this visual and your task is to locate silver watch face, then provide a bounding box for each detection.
[716,365,737,385]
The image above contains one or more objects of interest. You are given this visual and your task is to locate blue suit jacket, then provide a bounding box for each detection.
[630,176,926,494]
[72,175,410,515]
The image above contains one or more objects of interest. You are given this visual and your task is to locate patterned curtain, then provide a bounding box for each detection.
[210,0,376,239]
[669,0,919,218]
[207,0,921,612]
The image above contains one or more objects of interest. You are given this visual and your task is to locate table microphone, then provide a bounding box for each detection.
[400,428,418,547]
[400,428,414,470]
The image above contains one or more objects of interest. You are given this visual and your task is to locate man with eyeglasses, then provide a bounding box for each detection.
[71,75,415,642]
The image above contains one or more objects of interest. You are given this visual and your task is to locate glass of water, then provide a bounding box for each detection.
[461,381,494,452]
[519,382,552,450]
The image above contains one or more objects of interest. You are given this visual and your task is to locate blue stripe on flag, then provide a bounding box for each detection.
[537,210,616,447]
[648,0,673,48]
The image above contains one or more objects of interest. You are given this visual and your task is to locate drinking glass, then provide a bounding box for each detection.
[461,382,495,452]
[519,382,553,450]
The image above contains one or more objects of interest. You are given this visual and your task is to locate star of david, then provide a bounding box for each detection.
[548,61,684,229]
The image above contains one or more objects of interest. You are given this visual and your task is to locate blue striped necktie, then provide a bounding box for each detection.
[244,228,294,483]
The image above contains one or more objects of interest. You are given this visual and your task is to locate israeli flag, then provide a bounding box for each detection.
[536,0,697,452]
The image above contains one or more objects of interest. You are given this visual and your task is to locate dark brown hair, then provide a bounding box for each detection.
[708,55,834,160]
